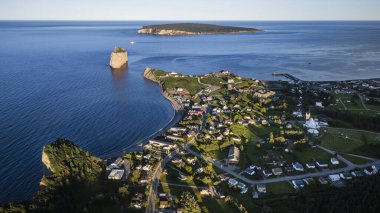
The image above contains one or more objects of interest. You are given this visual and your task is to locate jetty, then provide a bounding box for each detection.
[272,72,302,82]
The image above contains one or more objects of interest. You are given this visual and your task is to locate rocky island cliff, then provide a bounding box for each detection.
[138,23,262,36]
[109,47,128,69]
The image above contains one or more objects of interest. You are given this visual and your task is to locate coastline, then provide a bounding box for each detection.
[102,69,184,157]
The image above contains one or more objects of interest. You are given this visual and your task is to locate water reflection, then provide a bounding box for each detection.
[110,64,128,87]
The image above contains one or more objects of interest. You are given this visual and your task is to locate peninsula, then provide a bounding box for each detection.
[2,70,380,213]
[138,23,262,35]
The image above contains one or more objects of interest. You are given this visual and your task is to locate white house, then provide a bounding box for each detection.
[331,158,340,165]
[228,178,238,186]
[328,174,341,182]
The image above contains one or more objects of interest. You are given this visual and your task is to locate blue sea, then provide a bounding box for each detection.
[0,21,380,202]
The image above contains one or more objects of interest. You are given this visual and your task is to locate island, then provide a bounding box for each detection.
[138,23,262,35]
[2,70,380,213]
[109,47,128,69]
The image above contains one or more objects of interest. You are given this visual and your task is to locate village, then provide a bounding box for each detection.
[105,69,380,213]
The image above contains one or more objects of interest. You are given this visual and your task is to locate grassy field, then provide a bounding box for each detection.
[318,127,380,158]
[238,141,266,169]
[266,181,294,195]
[162,77,202,94]
[340,153,374,165]
[200,77,226,86]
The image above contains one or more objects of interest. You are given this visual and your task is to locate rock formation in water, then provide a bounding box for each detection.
[109,47,128,69]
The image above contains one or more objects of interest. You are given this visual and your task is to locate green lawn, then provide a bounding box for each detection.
[340,153,374,165]
[266,181,294,195]
[201,198,238,213]
[200,77,226,86]
[162,77,202,94]
[238,141,266,169]
[318,128,380,158]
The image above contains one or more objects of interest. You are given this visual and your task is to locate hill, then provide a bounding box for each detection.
[138,23,262,35]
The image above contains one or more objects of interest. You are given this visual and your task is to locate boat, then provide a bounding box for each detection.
[129,41,135,45]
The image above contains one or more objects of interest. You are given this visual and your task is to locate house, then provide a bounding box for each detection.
[316,160,329,168]
[340,172,353,180]
[186,157,196,165]
[331,158,340,165]
[306,162,316,169]
[237,182,246,189]
[284,166,294,173]
[292,162,304,171]
[318,177,328,185]
[315,102,324,108]
[364,167,375,175]
[228,178,238,187]
[292,180,305,189]
[257,184,267,193]
[272,168,283,176]
[245,167,255,176]
[263,170,272,177]
[351,170,365,177]
[159,194,169,209]
[372,163,380,173]
[145,139,177,153]
[108,169,124,180]
[142,165,152,171]
[328,174,341,182]
[252,190,259,199]
[228,146,240,164]
[241,187,248,194]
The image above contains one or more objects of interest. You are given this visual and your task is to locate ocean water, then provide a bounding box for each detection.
[0,21,380,202]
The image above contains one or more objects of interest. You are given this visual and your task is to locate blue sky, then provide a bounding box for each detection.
[0,0,379,20]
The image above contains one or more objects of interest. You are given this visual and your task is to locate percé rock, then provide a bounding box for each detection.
[109,47,128,69]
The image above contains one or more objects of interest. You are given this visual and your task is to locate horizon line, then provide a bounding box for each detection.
[1,19,380,22]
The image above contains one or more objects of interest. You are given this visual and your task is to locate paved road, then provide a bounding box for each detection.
[145,107,209,213]
[145,151,178,213]
[187,146,380,186]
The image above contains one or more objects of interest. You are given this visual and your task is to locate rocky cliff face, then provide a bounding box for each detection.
[109,51,128,69]
[138,28,198,35]
[143,67,183,111]
[41,146,53,173]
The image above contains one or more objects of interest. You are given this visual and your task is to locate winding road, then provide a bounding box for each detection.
[187,145,379,186]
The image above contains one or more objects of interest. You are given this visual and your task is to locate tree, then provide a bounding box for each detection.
[269,132,274,143]
[180,192,201,213]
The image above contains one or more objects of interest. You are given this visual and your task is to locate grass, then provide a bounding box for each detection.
[266,181,294,195]
[318,127,380,158]
[162,77,202,95]
[238,141,266,169]
[340,153,374,165]
[200,77,226,86]
[201,198,238,213]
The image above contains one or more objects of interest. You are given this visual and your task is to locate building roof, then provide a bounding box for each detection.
[228,146,240,163]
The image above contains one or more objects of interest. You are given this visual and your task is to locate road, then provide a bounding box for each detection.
[145,106,210,213]
[187,146,380,186]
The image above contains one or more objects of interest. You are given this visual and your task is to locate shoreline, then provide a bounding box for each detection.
[102,71,184,158]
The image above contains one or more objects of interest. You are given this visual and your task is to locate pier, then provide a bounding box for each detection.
[272,72,302,82]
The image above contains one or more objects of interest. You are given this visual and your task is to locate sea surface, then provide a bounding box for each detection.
[1,21,380,202]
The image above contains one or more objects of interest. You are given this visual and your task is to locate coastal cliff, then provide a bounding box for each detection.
[109,47,128,69]
[42,146,53,173]
[143,67,183,111]
[138,23,262,36]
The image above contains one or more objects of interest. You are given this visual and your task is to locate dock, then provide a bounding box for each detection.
[272,72,302,82]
